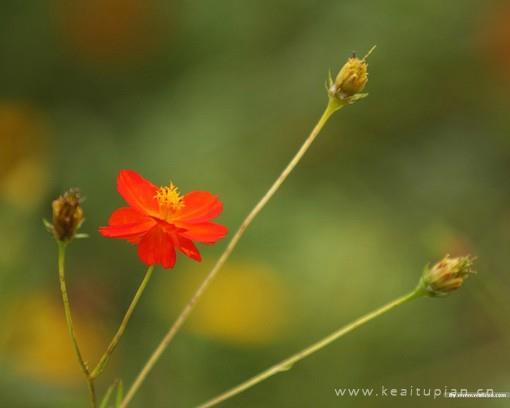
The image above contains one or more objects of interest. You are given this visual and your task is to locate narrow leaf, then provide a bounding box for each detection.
[99,383,115,408]
[115,380,124,407]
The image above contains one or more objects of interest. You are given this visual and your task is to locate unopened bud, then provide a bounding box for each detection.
[50,188,84,242]
[420,255,476,297]
[329,46,375,100]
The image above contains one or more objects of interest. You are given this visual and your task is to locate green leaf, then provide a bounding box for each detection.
[115,380,124,408]
[99,383,116,408]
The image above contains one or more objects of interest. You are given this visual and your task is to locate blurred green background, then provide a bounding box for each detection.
[1,0,509,407]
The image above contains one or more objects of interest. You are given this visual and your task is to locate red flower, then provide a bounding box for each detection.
[99,170,227,268]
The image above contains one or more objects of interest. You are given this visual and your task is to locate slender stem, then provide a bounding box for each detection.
[57,242,97,408]
[87,381,97,408]
[90,266,155,379]
[198,289,424,408]
[121,97,346,407]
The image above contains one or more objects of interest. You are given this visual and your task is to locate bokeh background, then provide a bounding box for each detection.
[1,0,509,407]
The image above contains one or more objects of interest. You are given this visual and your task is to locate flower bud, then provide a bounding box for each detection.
[51,188,84,242]
[329,46,375,100]
[420,255,476,297]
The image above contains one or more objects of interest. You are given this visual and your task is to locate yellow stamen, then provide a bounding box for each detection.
[155,182,184,212]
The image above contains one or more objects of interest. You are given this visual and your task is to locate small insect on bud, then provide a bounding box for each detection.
[329,46,375,101]
[420,255,476,297]
[50,188,84,242]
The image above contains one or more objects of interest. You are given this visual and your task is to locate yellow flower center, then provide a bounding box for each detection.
[155,183,184,212]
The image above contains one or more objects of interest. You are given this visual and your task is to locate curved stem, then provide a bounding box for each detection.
[121,97,346,407]
[91,265,155,379]
[57,242,97,408]
[198,289,424,408]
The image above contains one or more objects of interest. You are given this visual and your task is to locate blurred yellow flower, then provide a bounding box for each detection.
[160,261,291,345]
[0,292,106,385]
[0,102,50,210]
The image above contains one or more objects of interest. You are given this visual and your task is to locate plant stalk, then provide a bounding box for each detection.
[121,96,346,407]
[57,242,97,408]
[198,289,424,408]
[91,265,155,379]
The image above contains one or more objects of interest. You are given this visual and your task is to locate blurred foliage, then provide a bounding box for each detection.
[1,0,509,407]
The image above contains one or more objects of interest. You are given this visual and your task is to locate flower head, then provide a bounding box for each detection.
[99,170,228,269]
[50,188,84,242]
[329,46,375,100]
[419,255,476,297]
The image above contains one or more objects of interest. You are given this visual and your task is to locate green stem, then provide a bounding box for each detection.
[197,289,424,408]
[57,242,97,408]
[121,97,346,408]
[91,266,154,379]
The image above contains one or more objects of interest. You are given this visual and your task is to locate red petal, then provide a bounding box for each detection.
[117,170,159,215]
[175,191,223,223]
[180,222,228,244]
[99,218,156,239]
[175,235,202,262]
[137,226,176,268]
[108,207,149,225]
